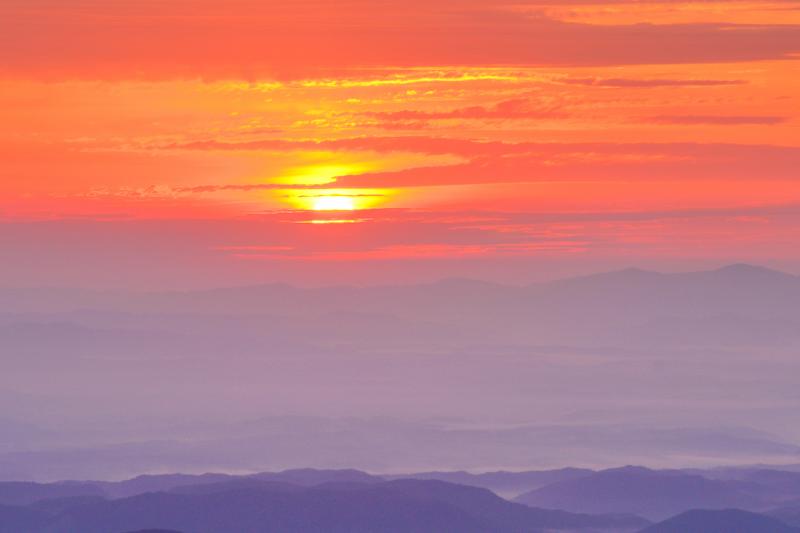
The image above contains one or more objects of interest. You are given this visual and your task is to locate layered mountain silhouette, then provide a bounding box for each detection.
[0,474,649,533]
[3,264,800,479]
[515,466,768,520]
[389,468,593,497]
[770,501,800,528]
[0,481,104,506]
[639,508,800,533]
[2,264,798,348]
[5,465,800,531]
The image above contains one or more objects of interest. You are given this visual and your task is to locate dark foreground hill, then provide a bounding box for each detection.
[769,501,800,527]
[639,509,800,533]
[124,530,185,533]
[0,478,649,533]
[0,504,51,533]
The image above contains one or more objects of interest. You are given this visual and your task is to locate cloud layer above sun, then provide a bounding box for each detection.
[1,0,798,286]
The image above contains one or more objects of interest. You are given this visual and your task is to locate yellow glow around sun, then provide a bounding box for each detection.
[280,188,392,211]
[312,195,356,211]
[274,163,370,186]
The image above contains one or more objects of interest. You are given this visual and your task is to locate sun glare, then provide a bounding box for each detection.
[311,195,356,211]
[279,188,391,211]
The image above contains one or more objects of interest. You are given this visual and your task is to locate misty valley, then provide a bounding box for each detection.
[2,265,800,531]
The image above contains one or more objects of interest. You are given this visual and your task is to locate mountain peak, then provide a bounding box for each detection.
[712,263,794,279]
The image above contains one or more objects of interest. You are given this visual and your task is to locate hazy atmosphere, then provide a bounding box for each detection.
[3,264,800,481]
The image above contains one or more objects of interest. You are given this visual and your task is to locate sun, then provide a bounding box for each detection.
[280,188,391,211]
[311,195,356,211]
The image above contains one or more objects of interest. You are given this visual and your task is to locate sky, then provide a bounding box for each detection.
[2,0,799,288]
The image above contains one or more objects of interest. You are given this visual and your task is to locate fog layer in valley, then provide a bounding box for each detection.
[2,264,799,480]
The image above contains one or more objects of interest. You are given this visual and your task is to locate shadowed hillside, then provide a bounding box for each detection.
[639,508,799,533]
[0,476,650,533]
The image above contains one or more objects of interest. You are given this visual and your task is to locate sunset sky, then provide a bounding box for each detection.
[2,0,799,287]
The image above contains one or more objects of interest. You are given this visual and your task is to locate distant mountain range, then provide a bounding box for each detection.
[1,264,798,349]
[388,468,593,498]
[3,264,800,480]
[5,465,800,532]
[514,466,768,520]
[4,419,797,482]
[0,472,649,533]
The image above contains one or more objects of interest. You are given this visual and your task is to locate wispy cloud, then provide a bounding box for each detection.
[563,77,746,88]
[363,99,566,122]
[648,115,788,125]
[3,2,800,80]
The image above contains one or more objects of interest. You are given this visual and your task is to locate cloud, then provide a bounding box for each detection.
[2,1,800,80]
[230,242,589,262]
[563,77,746,88]
[648,115,788,125]
[175,183,323,193]
[322,144,799,188]
[161,136,492,157]
[160,139,800,190]
[363,99,566,122]
[2,204,799,287]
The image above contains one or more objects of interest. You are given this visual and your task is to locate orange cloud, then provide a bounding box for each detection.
[0,2,798,282]
[2,1,800,80]
[648,115,787,125]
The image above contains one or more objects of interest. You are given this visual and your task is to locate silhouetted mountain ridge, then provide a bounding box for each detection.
[8,465,800,531]
[0,481,104,506]
[0,476,650,533]
[639,508,800,533]
[389,467,593,497]
[515,466,769,520]
[2,263,798,356]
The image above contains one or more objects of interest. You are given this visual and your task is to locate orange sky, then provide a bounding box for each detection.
[1,0,799,286]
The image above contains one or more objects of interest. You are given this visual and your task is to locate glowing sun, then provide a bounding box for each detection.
[311,195,356,211]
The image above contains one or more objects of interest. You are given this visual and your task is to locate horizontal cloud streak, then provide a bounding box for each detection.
[1,0,797,287]
[2,204,799,286]
[2,2,800,79]
[649,115,788,125]
[563,77,747,88]
[363,99,566,121]
[162,139,800,189]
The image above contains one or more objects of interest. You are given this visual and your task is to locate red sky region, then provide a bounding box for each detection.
[1,0,799,287]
